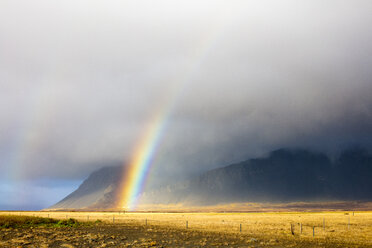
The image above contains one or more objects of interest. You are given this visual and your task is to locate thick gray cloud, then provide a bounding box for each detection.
[1,0,372,193]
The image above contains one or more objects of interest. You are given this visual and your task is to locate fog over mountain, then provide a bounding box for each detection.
[1,0,372,209]
[50,148,372,210]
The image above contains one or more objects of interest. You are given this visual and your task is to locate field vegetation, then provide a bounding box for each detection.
[0,211,371,247]
[0,215,83,228]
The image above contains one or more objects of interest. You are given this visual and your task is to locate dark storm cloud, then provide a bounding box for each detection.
[1,0,372,188]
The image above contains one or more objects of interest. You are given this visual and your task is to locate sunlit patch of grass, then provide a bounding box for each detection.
[0,215,84,228]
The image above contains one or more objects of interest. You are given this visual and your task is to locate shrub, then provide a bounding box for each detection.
[56,218,80,227]
[0,215,81,228]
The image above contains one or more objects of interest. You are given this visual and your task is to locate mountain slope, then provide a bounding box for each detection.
[49,166,122,209]
[49,148,372,210]
[139,148,372,205]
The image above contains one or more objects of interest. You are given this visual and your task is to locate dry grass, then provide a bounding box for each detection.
[2,210,372,247]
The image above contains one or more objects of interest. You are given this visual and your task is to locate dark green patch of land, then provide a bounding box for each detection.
[0,215,86,229]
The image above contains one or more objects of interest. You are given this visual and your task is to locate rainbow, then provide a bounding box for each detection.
[9,84,55,181]
[115,21,231,210]
[116,108,170,210]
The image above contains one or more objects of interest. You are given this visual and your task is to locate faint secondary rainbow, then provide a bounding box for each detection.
[116,19,233,210]
[9,83,56,181]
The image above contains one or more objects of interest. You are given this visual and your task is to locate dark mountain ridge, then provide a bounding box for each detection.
[50,148,372,210]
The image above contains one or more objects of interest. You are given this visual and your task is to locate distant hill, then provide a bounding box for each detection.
[49,165,122,210]
[49,148,372,210]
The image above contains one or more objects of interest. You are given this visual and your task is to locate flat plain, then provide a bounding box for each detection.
[1,210,372,247]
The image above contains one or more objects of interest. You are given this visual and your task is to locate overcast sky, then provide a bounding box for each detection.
[1,0,372,209]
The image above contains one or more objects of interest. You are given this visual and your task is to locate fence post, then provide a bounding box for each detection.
[240,223,242,232]
[186,220,188,229]
[313,226,315,237]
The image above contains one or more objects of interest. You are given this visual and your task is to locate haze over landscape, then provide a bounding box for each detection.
[1,0,372,210]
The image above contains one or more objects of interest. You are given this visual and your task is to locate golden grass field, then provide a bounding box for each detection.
[2,210,372,247]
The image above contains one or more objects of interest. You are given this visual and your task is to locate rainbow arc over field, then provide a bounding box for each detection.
[114,22,231,210]
[116,109,169,210]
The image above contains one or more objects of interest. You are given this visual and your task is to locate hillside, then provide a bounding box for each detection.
[140,148,372,205]
[50,165,122,209]
[49,148,372,210]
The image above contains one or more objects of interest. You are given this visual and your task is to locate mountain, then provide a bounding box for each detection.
[141,148,372,205]
[50,165,122,210]
[49,148,372,210]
